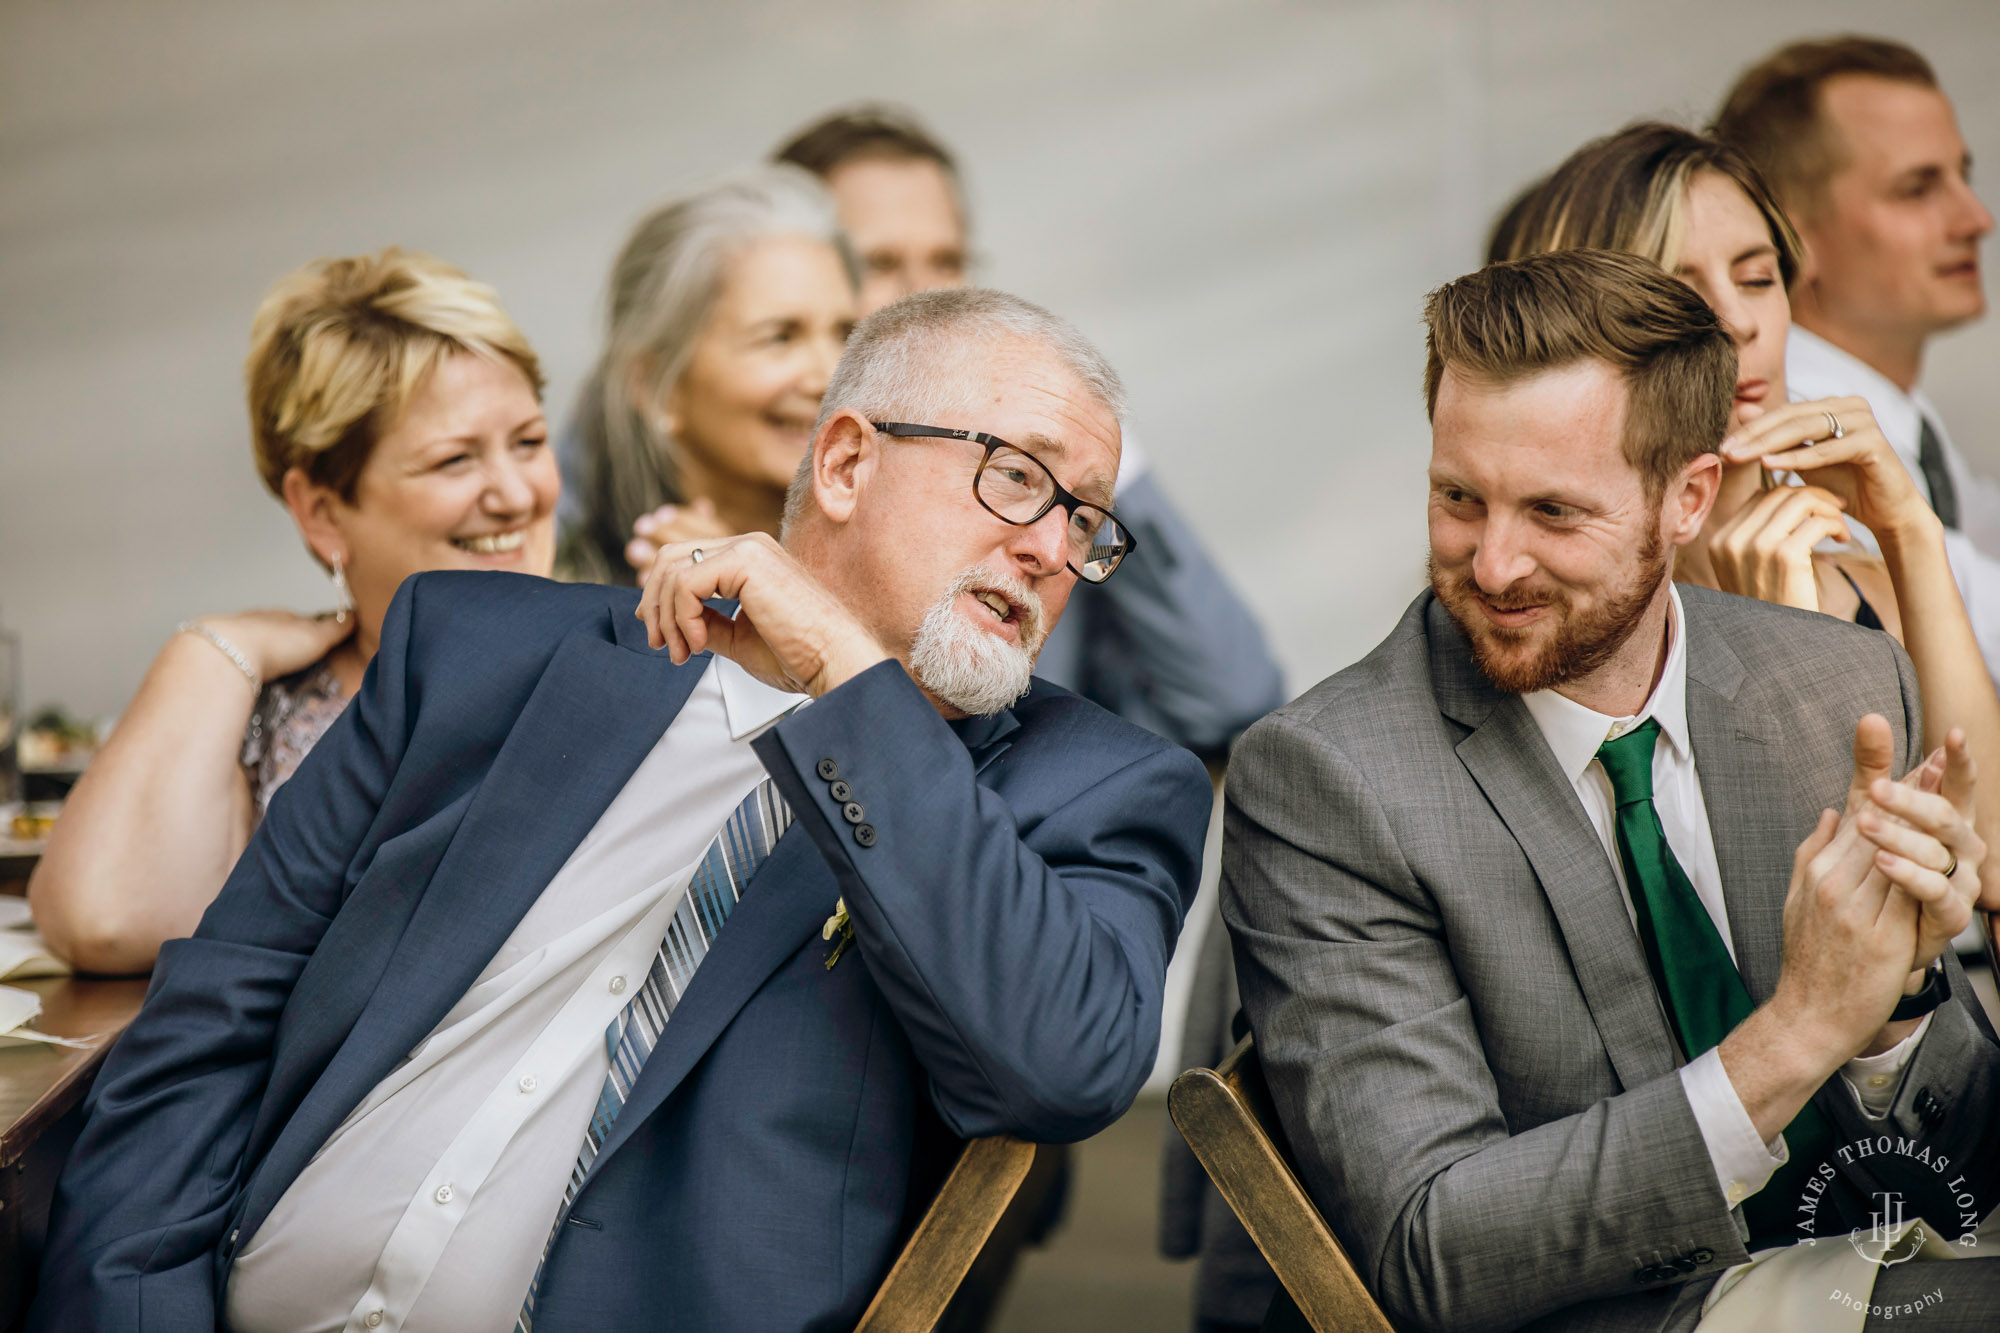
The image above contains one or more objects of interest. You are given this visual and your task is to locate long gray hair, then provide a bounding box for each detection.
[565,165,855,582]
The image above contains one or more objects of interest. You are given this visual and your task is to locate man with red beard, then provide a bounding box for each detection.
[1222,249,2000,1332]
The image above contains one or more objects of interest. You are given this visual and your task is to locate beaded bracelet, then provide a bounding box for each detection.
[176,620,261,693]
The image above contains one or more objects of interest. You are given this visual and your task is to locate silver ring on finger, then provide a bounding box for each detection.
[691,548,705,564]
[1823,410,1844,441]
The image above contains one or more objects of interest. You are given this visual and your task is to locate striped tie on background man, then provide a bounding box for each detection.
[518,777,795,1330]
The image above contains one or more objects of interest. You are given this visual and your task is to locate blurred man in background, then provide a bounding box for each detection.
[1717,37,2000,680]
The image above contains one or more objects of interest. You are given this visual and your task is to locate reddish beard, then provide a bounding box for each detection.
[1429,522,1667,695]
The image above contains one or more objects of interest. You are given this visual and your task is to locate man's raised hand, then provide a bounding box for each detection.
[636,532,889,699]
[1861,727,1986,961]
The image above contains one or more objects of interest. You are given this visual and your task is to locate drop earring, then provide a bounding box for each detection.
[330,554,353,625]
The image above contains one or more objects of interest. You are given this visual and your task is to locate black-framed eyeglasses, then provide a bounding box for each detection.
[870,422,1136,583]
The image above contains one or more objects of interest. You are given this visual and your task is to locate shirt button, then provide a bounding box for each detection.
[1726,1181,1747,1204]
[519,1074,538,1093]
[1868,1074,1891,1088]
[435,1184,454,1204]
[365,1313,385,1329]
[609,975,626,994]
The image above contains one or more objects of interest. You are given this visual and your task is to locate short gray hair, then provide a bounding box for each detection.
[566,164,857,582]
[783,288,1126,533]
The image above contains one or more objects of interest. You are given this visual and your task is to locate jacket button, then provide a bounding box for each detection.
[817,758,840,781]
[829,779,852,801]
[842,801,866,824]
[1692,1248,1714,1265]
[1673,1255,1696,1273]
[854,823,877,847]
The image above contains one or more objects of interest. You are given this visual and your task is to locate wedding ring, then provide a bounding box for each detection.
[691,548,705,564]
[1942,850,1959,879]
[1823,410,1844,441]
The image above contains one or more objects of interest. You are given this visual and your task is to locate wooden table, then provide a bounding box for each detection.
[0,975,148,1323]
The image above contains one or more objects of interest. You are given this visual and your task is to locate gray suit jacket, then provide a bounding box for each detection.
[1222,586,2000,1333]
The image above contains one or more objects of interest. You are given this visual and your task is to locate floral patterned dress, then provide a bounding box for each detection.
[238,658,348,819]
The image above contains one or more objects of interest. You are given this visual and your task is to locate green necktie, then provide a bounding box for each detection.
[1596,719,1834,1250]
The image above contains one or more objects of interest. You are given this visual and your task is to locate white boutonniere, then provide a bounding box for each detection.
[822,897,854,970]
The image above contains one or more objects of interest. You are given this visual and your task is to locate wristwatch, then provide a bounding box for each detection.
[1889,961,1952,1022]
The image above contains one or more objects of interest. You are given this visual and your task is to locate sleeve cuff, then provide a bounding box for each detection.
[1680,1047,1787,1208]
[1839,1013,1932,1119]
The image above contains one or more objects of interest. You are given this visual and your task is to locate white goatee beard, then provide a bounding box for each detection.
[908,566,1045,716]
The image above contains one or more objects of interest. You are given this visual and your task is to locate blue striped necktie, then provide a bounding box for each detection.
[518,776,793,1329]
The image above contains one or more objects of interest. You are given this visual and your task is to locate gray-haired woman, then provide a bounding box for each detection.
[560,165,859,582]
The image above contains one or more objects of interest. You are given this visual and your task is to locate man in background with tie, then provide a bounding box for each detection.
[1224,250,2000,1331]
[30,287,1212,1332]
[1716,36,2000,680]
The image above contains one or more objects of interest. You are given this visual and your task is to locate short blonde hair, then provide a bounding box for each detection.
[245,247,544,501]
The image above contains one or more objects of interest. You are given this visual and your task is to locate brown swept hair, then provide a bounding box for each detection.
[773,104,960,181]
[1423,250,1737,497]
[1713,35,1938,218]
[1490,122,1803,288]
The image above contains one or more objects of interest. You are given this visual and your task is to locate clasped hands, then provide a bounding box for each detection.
[1723,715,1983,1141]
[635,532,889,699]
[1706,396,1939,610]
[1779,715,1984,1056]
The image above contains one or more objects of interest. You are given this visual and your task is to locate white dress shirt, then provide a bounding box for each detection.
[1789,325,2000,687]
[1521,586,1925,1216]
[225,657,806,1333]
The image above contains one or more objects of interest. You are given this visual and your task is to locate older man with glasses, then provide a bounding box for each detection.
[31,288,1211,1333]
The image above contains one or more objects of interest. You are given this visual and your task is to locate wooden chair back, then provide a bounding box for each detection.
[853,1134,1038,1332]
[1169,1036,1396,1333]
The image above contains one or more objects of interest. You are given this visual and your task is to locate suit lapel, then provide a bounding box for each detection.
[577,700,1022,1188]
[1430,599,1681,1091]
[240,608,709,1240]
[580,822,832,1184]
[1682,605,1789,1004]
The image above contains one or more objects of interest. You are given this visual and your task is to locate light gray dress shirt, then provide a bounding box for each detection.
[224,658,805,1333]
[1521,586,1923,1222]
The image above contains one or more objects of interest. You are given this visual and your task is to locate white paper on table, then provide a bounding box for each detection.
[0,982,95,1049]
[0,926,71,981]
[0,896,72,980]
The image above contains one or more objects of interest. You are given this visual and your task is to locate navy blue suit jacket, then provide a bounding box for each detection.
[32,572,1211,1332]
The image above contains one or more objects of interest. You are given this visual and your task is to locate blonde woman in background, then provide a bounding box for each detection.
[559,165,858,581]
[1493,121,2000,855]
[30,248,560,974]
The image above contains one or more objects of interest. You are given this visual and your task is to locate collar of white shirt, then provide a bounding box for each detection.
[715,655,809,741]
[1521,584,1691,783]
